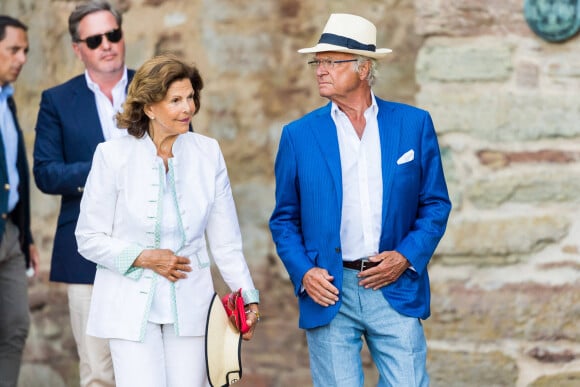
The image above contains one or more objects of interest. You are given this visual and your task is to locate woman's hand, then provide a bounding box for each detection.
[133,249,192,282]
[242,303,260,341]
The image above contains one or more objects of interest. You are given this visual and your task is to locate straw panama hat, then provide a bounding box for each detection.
[205,293,242,386]
[298,13,392,59]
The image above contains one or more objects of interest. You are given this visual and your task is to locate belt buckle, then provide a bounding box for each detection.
[360,258,370,272]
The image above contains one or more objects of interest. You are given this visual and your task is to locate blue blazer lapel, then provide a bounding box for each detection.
[70,82,105,147]
[377,99,402,227]
[310,104,342,208]
[69,69,135,148]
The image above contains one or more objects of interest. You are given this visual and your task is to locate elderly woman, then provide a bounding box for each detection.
[75,54,260,387]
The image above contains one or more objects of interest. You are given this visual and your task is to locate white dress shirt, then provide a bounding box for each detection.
[332,92,383,261]
[148,162,182,324]
[85,68,128,140]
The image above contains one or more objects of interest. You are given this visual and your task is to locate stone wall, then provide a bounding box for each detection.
[415,0,580,385]
[1,0,578,386]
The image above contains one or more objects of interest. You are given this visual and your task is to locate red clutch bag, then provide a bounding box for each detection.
[221,288,250,334]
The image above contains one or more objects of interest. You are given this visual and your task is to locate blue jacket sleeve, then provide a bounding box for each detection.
[33,90,92,196]
[269,126,315,296]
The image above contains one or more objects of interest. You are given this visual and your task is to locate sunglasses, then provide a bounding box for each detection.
[77,28,123,50]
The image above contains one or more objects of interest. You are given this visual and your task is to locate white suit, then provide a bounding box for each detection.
[75,132,256,342]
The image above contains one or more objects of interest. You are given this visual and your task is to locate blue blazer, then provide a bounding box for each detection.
[33,70,134,284]
[0,97,33,266]
[269,98,451,329]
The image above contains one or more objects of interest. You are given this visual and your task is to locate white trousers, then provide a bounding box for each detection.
[109,322,210,387]
[68,284,115,387]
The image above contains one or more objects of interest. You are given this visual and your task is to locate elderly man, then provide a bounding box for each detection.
[270,13,451,386]
[0,15,40,387]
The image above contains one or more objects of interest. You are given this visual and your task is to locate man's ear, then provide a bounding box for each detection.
[72,43,82,60]
[358,60,370,80]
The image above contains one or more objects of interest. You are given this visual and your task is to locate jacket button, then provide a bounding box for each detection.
[335,247,341,253]
[4,184,9,191]
[1,213,7,219]
[77,187,84,193]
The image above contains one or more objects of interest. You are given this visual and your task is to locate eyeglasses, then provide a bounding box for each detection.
[307,58,358,69]
[77,28,123,50]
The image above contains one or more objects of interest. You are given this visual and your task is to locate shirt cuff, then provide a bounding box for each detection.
[242,288,260,304]
[116,244,144,280]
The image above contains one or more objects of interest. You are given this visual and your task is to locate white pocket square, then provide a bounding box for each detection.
[397,149,414,165]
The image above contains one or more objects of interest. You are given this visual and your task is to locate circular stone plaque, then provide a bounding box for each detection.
[524,0,580,42]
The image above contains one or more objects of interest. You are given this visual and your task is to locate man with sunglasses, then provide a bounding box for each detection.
[33,1,134,386]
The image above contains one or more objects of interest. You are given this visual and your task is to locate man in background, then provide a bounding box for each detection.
[0,15,40,387]
[33,1,134,386]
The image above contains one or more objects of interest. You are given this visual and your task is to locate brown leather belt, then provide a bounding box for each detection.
[342,258,379,272]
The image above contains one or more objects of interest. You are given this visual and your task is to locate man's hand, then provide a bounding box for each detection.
[302,267,339,306]
[28,244,40,278]
[134,249,192,282]
[357,251,410,290]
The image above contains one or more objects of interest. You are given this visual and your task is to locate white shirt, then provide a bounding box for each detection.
[332,92,383,261]
[85,68,128,141]
[148,159,183,324]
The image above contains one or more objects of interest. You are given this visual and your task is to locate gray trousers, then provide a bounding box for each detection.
[0,219,30,387]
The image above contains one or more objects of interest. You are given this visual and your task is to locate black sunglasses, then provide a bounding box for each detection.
[77,28,123,50]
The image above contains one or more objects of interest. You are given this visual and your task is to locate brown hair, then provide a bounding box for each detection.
[116,53,204,138]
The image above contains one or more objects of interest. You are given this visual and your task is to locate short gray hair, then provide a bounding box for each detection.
[353,56,378,86]
[68,1,122,42]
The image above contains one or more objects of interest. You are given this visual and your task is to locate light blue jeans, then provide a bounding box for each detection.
[305,268,429,387]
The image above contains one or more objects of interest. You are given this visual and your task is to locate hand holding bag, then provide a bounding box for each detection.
[221,289,250,334]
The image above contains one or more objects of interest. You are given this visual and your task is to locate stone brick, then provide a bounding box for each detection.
[428,350,518,387]
[437,212,569,260]
[466,167,580,207]
[477,149,578,168]
[530,372,580,386]
[427,281,580,342]
[417,39,513,82]
[414,0,531,37]
[516,60,540,88]
[417,89,580,141]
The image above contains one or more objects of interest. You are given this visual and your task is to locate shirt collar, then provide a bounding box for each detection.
[331,90,378,118]
[0,84,15,101]
[84,66,128,93]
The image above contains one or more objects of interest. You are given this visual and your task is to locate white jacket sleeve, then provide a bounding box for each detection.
[75,144,144,279]
[205,146,257,302]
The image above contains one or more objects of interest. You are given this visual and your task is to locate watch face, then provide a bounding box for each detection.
[524,0,580,43]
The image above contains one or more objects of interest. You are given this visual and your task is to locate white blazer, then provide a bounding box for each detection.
[75,132,256,341]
